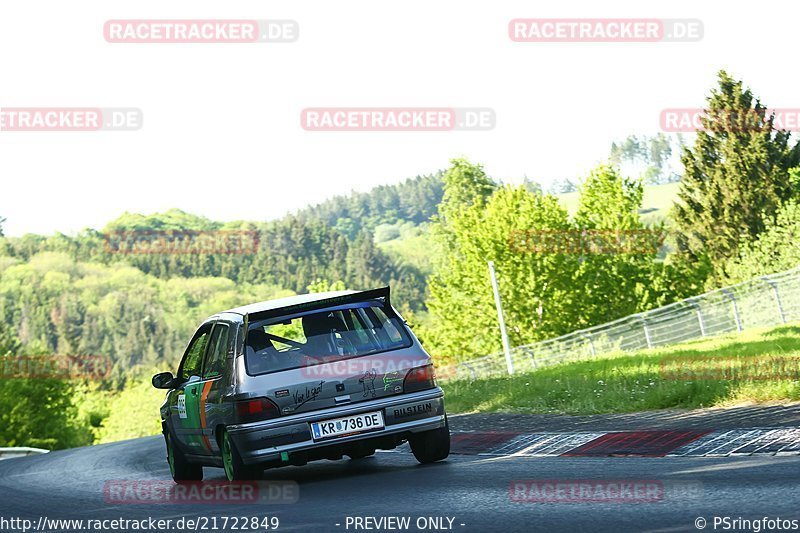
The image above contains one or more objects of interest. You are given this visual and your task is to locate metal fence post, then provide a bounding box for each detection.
[639,314,653,349]
[722,289,743,332]
[463,363,477,382]
[581,332,596,357]
[689,300,706,337]
[762,277,787,324]
[488,261,515,375]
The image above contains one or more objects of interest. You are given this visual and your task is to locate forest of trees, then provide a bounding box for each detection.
[0,175,445,447]
[609,133,683,185]
[1,180,445,336]
[2,70,800,449]
[295,173,444,238]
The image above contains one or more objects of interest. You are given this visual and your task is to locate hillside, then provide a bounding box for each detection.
[555,182,680,225]
[0,173,684,381]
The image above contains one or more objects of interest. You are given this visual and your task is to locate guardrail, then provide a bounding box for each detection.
[0,447,50,460]
[449,264,800,380]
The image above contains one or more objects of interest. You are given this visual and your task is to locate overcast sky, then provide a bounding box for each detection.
[1,0,798,236]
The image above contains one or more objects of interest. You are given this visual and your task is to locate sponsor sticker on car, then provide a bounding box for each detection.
[311,411,384,441]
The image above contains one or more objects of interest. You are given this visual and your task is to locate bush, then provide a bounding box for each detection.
[0,372,92,449]
[373,223,402,243]
[725,200,800,282]
[96,377,164,443]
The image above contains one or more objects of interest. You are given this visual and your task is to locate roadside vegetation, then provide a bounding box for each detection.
[557,181,680,226]
[442,323,800,415]
[1,70,800,449]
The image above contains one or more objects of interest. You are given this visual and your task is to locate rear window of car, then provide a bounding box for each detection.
[244,303,412,376]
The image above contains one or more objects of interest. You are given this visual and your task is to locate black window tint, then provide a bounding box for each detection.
[179,325,211,381]
[371,307,405,344]
[245,304,412,376]
[203,323,229,379]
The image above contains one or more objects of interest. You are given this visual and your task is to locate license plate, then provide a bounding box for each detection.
[310,411,385,441]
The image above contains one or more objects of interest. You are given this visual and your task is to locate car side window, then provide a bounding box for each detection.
[178,324,212,382]
[371,307,405,344]
[202,323,229,379]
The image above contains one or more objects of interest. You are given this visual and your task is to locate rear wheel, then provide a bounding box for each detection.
[165,432,203,482]
[221,429,261,481]
[409,418,450,464]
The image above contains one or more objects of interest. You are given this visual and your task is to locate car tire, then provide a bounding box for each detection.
[409,417,450,464]
[221,429,261,481]
[165,431,203,483]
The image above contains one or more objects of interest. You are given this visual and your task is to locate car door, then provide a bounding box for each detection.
[171,322,213,452]
[195,320,232,456]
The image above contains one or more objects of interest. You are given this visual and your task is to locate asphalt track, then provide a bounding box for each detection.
[1,434,800,533]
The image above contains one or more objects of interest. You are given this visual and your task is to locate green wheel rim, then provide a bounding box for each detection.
[166,435,176,478]
[222,433,234,480]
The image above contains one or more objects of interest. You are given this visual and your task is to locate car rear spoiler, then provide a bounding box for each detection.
[245,286,392,325]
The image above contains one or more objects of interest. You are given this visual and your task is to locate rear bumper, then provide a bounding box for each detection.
[227,388,446,464]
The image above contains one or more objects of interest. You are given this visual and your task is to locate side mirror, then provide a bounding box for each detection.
[152,371,176,390]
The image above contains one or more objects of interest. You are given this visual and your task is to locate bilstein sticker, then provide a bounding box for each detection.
[394,402,433,419]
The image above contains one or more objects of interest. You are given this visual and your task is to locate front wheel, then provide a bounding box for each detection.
[409,418,450,464]
[221,429,261,481]
[165,432,203,483]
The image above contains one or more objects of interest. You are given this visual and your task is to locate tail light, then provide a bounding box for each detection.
[403,364,436,393]
[234,397,280,424]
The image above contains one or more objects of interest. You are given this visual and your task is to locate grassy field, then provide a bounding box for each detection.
[441,323,800,415]
[378,230,436,275]
[557,182,680,226]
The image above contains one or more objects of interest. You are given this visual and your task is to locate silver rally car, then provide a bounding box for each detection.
[152,287,450,482]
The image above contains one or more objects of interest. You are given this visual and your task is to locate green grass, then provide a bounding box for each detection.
[441,323,800,415]
[557,182,680,226]
[376,224,437,276]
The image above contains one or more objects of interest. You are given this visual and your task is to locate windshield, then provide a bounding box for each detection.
[245,303,412,375]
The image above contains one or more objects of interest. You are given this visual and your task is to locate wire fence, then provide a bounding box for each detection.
[449,264,800,381]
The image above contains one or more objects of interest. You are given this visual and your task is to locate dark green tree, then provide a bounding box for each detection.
[437,158,496,224]
[674,71,800,285]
